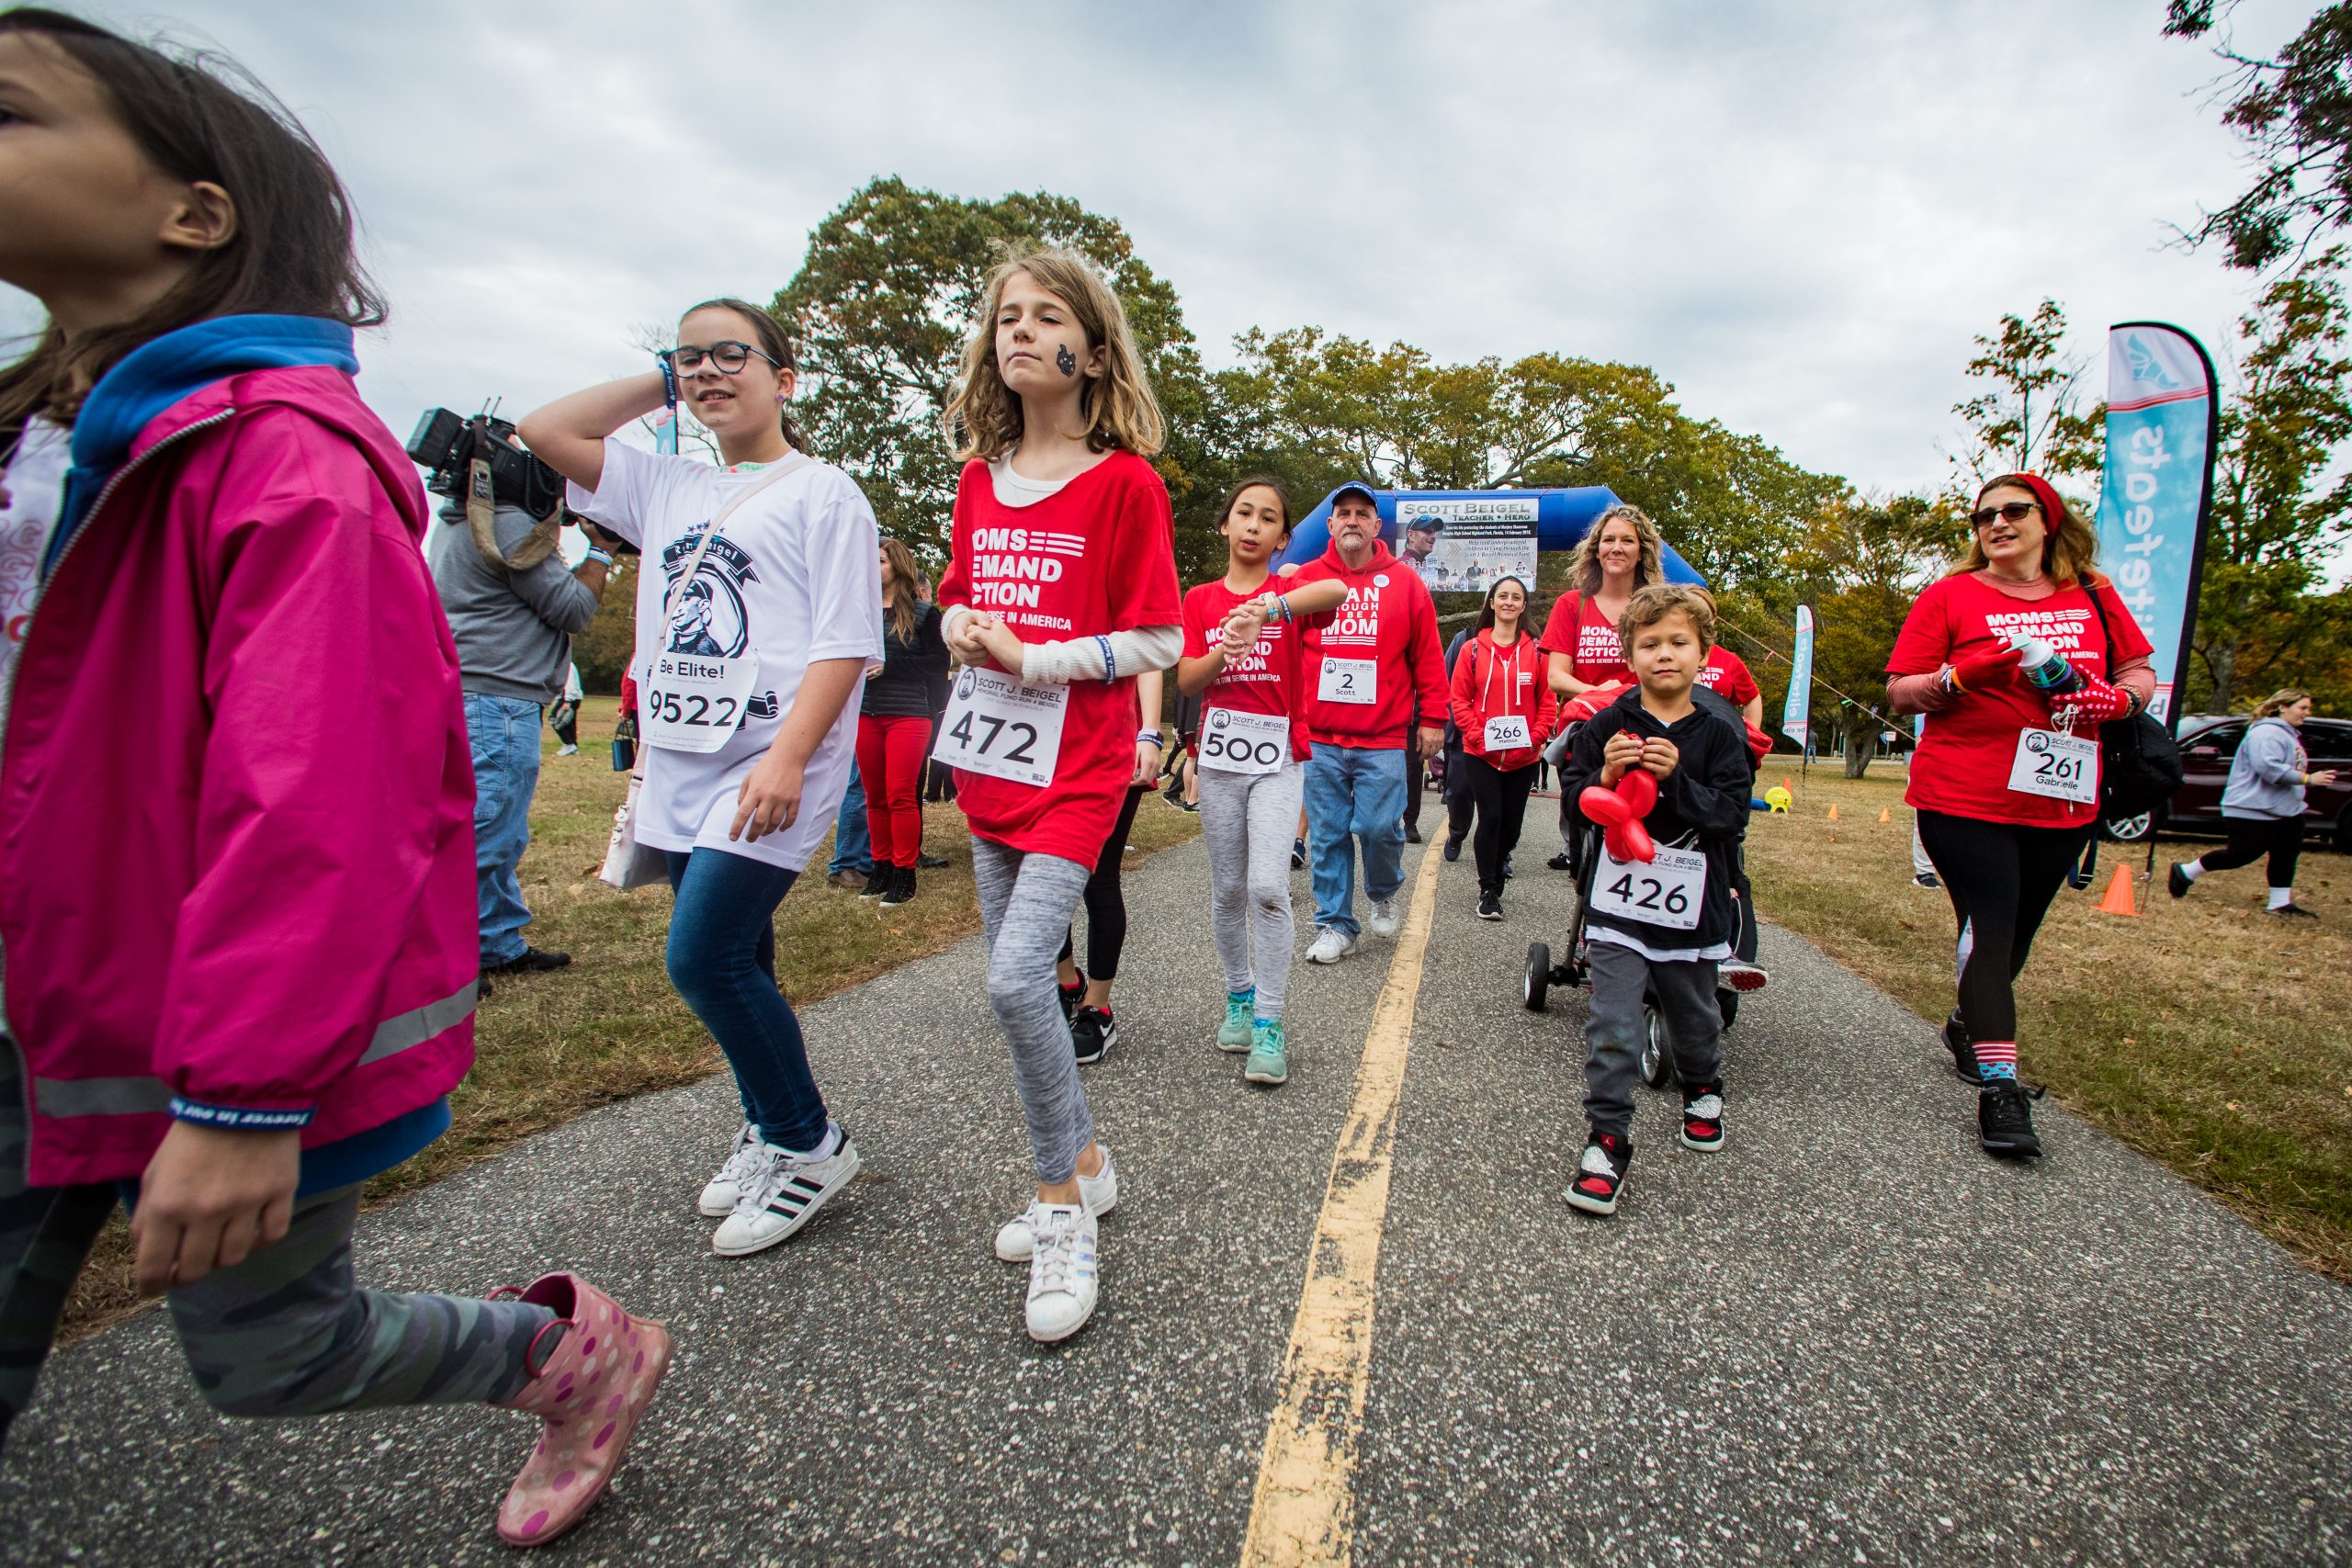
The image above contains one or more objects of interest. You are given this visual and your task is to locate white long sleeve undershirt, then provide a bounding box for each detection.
[940,604,1182,684]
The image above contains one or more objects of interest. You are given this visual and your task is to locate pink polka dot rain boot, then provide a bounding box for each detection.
[489,1272,673,1548]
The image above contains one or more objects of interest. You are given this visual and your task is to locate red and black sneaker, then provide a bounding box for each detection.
[1566,1129,1631,1215]
[1679,1085,1725,1152]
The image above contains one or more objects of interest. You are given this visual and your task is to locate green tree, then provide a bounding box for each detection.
[2166,2,2352,271]
[1950,299,2105,495]
[571,558,639,694]
[771,177,1210,563]
[2189,250,2352,710]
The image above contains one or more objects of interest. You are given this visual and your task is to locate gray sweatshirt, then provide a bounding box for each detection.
[424,500,601,704]
[2221,716,2311,820]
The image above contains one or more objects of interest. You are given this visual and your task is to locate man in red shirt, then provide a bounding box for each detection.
[1291,483,1448,962]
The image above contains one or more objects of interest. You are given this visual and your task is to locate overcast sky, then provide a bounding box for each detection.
[1,0,2319,504]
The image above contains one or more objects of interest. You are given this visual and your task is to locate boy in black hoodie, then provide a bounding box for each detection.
[1559,584,1753,1216]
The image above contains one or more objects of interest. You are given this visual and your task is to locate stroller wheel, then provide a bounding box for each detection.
[1639,1002,1676,1089]
[1523,942,1552,1013]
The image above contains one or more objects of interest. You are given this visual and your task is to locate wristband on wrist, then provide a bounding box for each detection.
[657,356,679,410]
[1137,730,1165,748]
[582,547,614,569]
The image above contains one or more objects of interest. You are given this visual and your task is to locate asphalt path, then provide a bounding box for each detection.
[4,829,2348,1565]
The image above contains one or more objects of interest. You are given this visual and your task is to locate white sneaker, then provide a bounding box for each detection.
[1306,927,1358,964]
[697,1122,762,1217]
[711,1130,861,1257]
[995,1148,1118,1261]
[1367,898,1400,939]
[1023,1202,1099,1343]
[557,743,580,756]
[1719,960,1770,993]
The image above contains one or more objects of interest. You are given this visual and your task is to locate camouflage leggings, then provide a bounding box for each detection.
[0,1053,550,1452]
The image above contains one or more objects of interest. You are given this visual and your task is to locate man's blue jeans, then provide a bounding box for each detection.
[829,760,872,877]
[1304,743,1408,939]
[466,693,542,966]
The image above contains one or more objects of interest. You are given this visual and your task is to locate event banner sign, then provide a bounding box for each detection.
[2094,322,2218,724]
[1782,604,1815,752]
[1393,494,1538,593]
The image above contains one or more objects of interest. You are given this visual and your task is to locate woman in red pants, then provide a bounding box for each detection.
[857,537,948,906]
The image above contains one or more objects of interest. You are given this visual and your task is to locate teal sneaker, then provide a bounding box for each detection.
[1217,991,1255,1054]
[1244,1020,1289,1086]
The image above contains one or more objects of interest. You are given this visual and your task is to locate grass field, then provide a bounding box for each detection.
[1741,764,2352,1285]
[56,698,1200,1338]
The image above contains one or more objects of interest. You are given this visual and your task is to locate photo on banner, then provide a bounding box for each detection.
[1392,494,1538,593]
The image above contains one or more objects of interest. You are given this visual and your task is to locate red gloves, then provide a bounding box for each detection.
[1947,644,2024,694]
[1579,768,1657,864]
[2053,674,2133,725]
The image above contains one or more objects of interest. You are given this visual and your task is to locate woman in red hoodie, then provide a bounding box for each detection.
[1450,577,1555,920]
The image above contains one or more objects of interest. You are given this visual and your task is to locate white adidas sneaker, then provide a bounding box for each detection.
[1366,897,1401,939]
[1023,1203,1100,1343]
[712,1130,861,1257]
[995,1148,1118,1262]
[1306,927,1358,964]
[697,1122,762,1218]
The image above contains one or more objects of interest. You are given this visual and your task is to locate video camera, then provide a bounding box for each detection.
[407,405,569,521]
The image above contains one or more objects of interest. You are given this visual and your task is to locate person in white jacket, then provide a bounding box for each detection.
[2169,689,2339,918]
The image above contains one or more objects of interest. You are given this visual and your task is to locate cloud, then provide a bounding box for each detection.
[3,0,2312,510]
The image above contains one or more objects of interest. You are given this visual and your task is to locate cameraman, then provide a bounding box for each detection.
[426,491,616,981]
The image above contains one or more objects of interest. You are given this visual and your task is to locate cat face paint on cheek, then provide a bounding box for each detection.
[1056,344,1078,378]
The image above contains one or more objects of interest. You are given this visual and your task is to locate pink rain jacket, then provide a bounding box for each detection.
[1,367,478,1186]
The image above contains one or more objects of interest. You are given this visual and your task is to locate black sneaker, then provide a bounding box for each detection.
[916,852,950,870]
[858,868,889,898]
[1679,1084,1725,1152]
[1912,873,1940,890]
[2166,863,2191,899]
[1566,1129,1630,1215]
[1059,968,1087,1025]
[1292,839,1307,870]
[2269,902,2319,920]
[1404,818,1422,844]
[877,866,915,908]
[1071,1006,1117,1065]
[1504,854,1514,880]
[1977,1078,2043,1158]
[1545,851,1572,872]
[1942,1010,1983,1085]
[1442,834,1464,863]
[1476,891,1503,920]
[483,945,571,976]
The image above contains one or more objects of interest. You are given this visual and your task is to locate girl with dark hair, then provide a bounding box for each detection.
[0,10,663,1546]
[858,536,947,906]
[1887,473,2154,1160]
[1449,576,1554,920]
[522,299,882,1261]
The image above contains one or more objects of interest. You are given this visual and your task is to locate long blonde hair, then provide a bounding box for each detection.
[2253,687,2312,719]
[942,243,1164,462]
[1955,474,2099,585]
[1569,503,1665,597]
[880,536,922,646]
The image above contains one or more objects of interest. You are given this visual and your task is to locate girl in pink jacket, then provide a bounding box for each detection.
[0,11,663,1548]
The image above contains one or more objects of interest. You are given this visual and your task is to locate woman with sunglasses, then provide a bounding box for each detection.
[521,299,882,1257]
[1886,474,2154,1161]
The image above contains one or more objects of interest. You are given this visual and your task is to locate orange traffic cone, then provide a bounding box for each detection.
[2097,862,2139,917]
[1826,803,1839,821]
[1876,807,1891,824]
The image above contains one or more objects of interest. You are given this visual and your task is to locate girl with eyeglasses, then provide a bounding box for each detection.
[1886,474,2154,1161]
[520,298,883,1261]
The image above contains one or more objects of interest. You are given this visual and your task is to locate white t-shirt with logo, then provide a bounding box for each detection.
[0,418,71,743]
[570,439,883,873]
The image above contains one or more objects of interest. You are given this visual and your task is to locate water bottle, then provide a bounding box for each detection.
[2005,631,2083,695]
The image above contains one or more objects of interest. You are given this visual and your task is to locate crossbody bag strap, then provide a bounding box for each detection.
[659,455,812,626]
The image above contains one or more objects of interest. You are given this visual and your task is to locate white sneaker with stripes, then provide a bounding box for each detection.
[697,1122,763,1218]
[711,1129,860,1257]
[994,1147,1118,1262]
[1023,1202,1099,1343]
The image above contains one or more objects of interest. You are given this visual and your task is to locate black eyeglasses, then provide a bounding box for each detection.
[1967,501,2042,529]
[662,341,782,374]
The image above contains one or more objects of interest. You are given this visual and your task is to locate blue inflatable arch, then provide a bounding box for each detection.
[1273,485,1709,586]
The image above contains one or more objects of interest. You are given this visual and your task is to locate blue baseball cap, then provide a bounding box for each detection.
[1331,480,1379,510]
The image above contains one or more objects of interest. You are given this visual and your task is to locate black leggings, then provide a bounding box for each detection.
[1057,784,1148,981]
[1916,810,2092,1046]
[1464,756,1537,894]
[2199,815,2305,887]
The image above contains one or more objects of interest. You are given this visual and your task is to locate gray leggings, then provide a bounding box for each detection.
[1197,760,1306,1021]
[1581,940,1723,1136]
[0,1054,549,1450]
[971,840,1099,1183]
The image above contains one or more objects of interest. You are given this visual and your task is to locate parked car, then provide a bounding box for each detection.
[2103,714,2352,847]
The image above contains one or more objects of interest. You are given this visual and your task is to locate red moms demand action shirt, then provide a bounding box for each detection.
[1887,570,2154,829]
[1537,590,1635,689]
[1182,578,1310,762]
[1695,646,1759,707]
[1290,541,1447,747]
[936,452,1181,863]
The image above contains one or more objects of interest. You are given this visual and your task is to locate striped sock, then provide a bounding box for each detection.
[1974,1040,2018,1082]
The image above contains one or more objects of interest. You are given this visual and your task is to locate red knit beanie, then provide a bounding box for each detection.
[1983,472,2068,532]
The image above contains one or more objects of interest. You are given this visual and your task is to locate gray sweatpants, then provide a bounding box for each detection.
[971,839,1098,1184]
[0,1054,548,1450]
[1581,939,1723,1136]
[1197,760,1306,1021]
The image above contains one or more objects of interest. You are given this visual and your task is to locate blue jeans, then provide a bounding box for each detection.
[1304,743,1408,939]
[664,849,828,1151]
[829,761,872,877]
[465,693,542,966]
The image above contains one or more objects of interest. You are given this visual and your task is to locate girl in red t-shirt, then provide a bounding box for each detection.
[1449,576,1555,919]
[1886,474,2154,1162]
[934,246,1182,1344]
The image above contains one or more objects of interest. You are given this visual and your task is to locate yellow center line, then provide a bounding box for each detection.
[1239,844,1444,1568]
